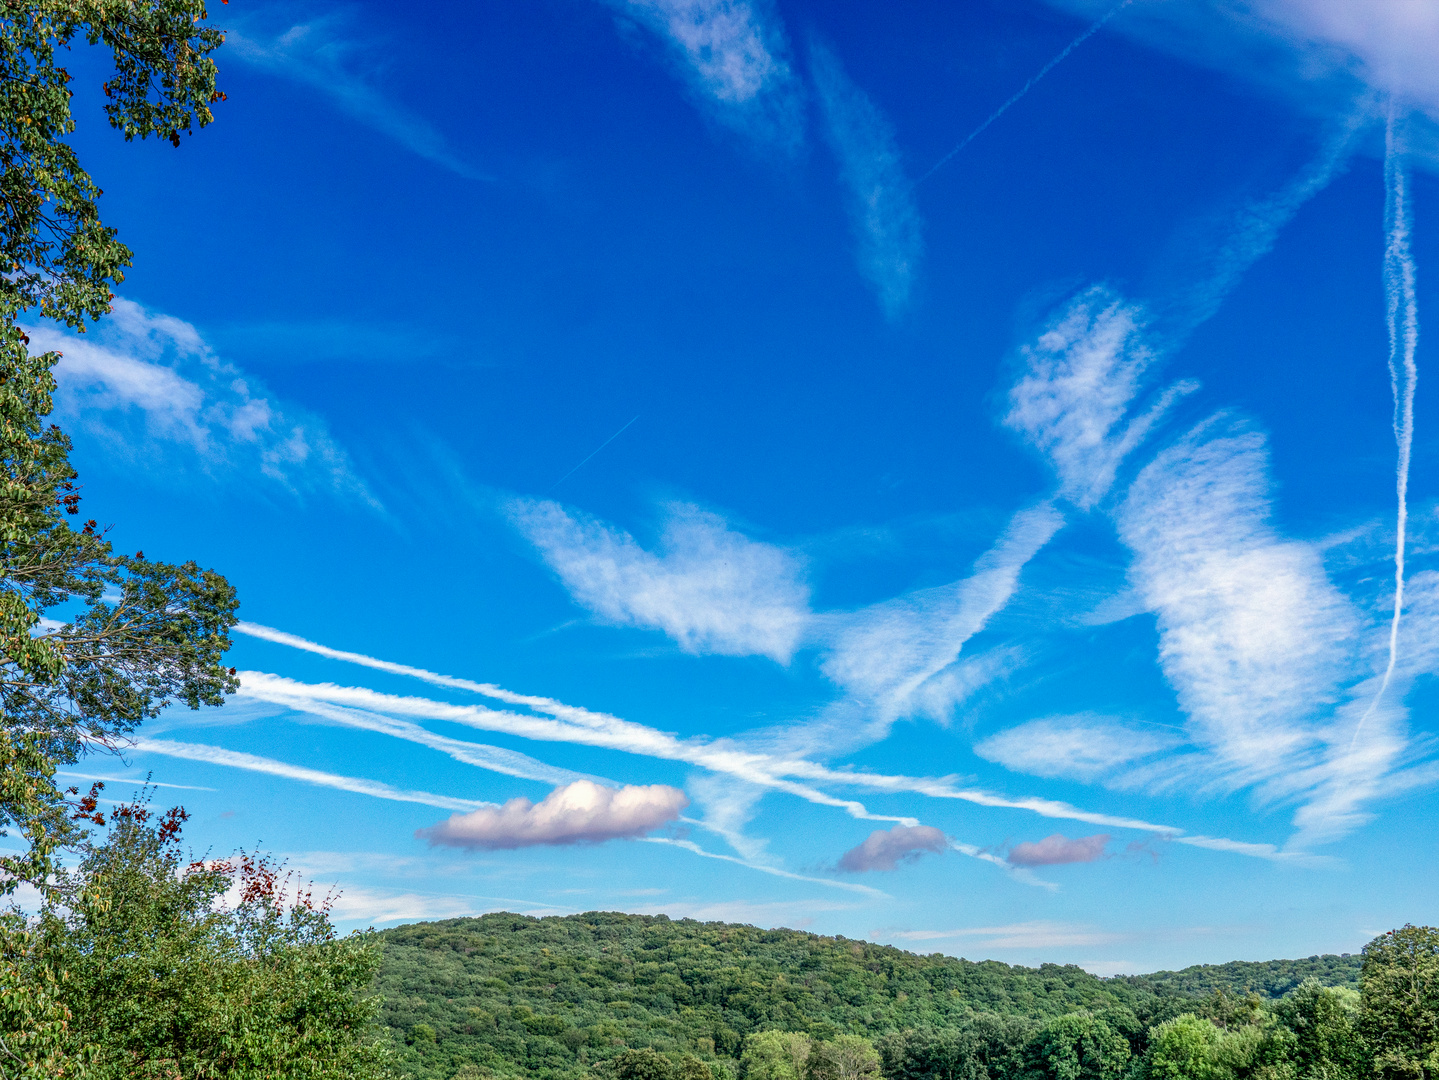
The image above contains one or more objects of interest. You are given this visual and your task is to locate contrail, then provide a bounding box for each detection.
[1353,102,1420,749]
[548,415,640,492]
[915,0,1133,186]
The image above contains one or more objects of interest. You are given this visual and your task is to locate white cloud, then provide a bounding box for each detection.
[131,738,488,812]
[231,666,1294,861]
[510,499,811,662]
[226,625,1326,864]
[1248,0,1439,123]
[419,779,688,849]
[1004,287,1192,509]
[1007,833,1110,867]
[30,299,372,502]
[1116,420,1360,790]
[1044,1,1439,166]
[836,825,947,872]
[818,502,1063,728]
[227,16,485,179]
[642,836,886,896]
[235,676,591,786]
[975,715,1182,783]
[685,772,772,862]
[809,40,923,319]
[612,0,803,150]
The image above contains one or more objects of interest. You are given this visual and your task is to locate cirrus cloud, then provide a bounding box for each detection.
[510,498,811,662]
[419,779,689,850]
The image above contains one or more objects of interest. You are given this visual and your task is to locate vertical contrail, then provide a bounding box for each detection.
[915,0,1133,186]
[1353,102,1420,748]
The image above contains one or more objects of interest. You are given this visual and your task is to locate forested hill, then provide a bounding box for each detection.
[372,911,1360,1080]
[1118,954,1361,999]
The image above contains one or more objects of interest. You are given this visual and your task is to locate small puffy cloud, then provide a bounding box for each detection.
[809,40,923,319]
[836,825,947,872]
[30,298,372,503]
[1007,833,1110,867]
[973,714,1182,784]
[419,780,688,850]
[510,499,810,662]
[612,0,803,150]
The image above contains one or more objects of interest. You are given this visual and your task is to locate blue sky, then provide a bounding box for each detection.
[37,0,1439,974]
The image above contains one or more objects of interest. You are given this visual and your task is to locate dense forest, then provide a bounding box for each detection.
[371,912,1373,1080]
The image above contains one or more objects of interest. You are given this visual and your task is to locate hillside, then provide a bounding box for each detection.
[1118,954,1361,999]
[371,911,1361,1080]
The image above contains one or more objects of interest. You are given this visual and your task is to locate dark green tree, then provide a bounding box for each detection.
[1274,982,1366,1080]
[612,1047,680,1080]
[1023,1014,1130,1080]
[1360,926,1439,1080]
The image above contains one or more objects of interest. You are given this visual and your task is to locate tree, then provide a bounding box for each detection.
[1144,1016,1227,1080]
[612,1047,678,1080]
[1360,926,1439,1080]
[1024,1014,1130,1080]
[29,789,390,1079]
[807,1035,881,1080]
[1275,982,1366,1080]
[0,0,237,886]
[743,1032,813,1080]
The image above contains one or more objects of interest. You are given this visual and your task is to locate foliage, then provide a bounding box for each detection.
[369,912,1223,1080]
[24,789,390,1079]
[1273,982,1366,1080]
[744,1031,815,1080]
[1117,960,1364,1003]
[807,1035,881,1080]
[0,0,237,899]
[1021,1012,1130,1080]
[1359,926,1439,1080]
[368,913,1391,1080]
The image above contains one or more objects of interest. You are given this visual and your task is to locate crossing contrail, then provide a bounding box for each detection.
[915,0,1133,186]
[1353,102,1420,749]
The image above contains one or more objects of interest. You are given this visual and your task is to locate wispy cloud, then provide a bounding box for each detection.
[1355,105,1422,746]
[29,299,373,504]
[642,837,888,897]
[974,715,1182,784]
[509,499,811,662]
[1007,833,1110,867]
[1004,287,1192,509]
[917,0,1134,185]
[226,14,486,180]
[222,637,1305,864]
[1116,420,1359,790]
[809,40,923,319]
[836,825,947,872]
[1160,106,1372,337]
[420,780,688,849]
[609,0,803,151]
[815,502,1063,734]
[996,283,1434,845]
[132,738,489,812]
[234,675,594,787]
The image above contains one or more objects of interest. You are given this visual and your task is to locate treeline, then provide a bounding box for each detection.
[1116,955,1362,1000]
[368,913,1383,1080]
